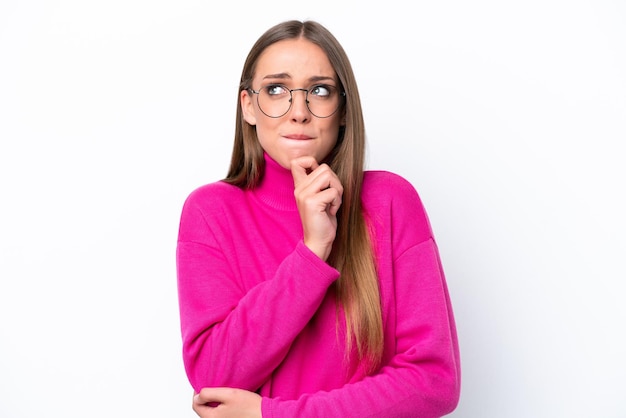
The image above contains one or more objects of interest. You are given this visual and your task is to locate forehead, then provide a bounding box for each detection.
[254,38,336,81]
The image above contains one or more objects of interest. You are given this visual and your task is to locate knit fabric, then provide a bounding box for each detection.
[176,153,460,417]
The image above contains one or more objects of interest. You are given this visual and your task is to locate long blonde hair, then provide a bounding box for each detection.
[224,20,383,372]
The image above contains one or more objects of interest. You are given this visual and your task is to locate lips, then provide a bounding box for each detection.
[284,134,313,140]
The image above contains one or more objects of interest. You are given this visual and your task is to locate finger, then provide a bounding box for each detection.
[317,187,342,216]
[316,168,343,196]
[290,156,319,185]
[298,163,342,193]
[193,390,218,417]
[195,387,237,404]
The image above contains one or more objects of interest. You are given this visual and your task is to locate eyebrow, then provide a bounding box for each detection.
[261,73,336,83]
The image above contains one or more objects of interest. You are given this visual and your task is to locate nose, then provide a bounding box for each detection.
[289,88,310,121]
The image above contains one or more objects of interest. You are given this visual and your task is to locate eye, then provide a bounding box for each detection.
[264,84,289,96]
[309,85,332,98]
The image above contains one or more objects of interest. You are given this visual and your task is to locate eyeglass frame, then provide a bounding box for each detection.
[247,85,346,119]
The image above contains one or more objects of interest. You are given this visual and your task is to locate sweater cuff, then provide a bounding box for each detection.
[294,240,340,280]
[261,397,273,418]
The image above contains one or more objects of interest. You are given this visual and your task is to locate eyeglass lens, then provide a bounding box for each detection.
[256,85,343,118]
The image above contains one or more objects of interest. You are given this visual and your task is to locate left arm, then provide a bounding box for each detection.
[261,237,460,418]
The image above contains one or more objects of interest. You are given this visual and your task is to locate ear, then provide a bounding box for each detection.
[241,89,257,126]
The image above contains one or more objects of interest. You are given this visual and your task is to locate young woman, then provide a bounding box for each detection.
[176,19,461,418]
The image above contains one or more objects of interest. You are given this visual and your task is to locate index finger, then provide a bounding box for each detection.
[194,387,238,404]
[290,156,319,185]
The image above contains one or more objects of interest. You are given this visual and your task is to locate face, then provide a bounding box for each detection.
[241,38,344,169]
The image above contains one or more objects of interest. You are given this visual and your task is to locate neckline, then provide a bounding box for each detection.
[253,153,298,211]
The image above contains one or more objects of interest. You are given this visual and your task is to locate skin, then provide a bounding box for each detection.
[241,38,344,261]
[240,38,344,170]
[192,38,344,417]
[193,388,261,418]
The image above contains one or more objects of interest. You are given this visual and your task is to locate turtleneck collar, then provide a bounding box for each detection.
[253,153,297,211]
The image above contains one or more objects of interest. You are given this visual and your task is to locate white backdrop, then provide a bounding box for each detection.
[1,1,625,417]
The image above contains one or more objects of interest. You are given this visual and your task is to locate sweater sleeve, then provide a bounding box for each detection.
[262,172,461,417]
[262,238,460,418]
[176,189,340,393]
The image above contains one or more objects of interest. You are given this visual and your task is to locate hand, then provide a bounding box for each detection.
[290,156,343,261]
[192,388,262,418]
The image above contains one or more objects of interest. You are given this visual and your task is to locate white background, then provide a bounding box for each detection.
[1,1,625,417]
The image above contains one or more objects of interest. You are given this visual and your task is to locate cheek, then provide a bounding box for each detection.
[320,122,341,149]
[254,118,280,145]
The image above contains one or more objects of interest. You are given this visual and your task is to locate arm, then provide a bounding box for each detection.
[177,190,340,393]
[262,172,461,417]
[178,157,344,394]
[262,238,460,418]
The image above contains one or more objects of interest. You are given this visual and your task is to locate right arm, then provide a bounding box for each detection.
[176,187,339,394]
[290,156,343,262]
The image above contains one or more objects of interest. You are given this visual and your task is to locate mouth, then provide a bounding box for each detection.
[283,134,313,140]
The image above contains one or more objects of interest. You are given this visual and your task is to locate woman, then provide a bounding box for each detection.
[176,19,460,418]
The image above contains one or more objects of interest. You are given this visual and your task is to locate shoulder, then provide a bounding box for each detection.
[177,180,246,239]
[362,170,433,241]
[362,170,423,207]
[181,180,244,215]
[185,180,240,200]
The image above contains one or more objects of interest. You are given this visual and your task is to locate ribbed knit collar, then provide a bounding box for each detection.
[253,153,298,211]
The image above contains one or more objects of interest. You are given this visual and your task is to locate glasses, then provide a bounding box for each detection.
[249,84,345,118]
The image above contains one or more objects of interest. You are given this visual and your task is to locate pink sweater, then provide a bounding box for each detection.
[176,154,460,417]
